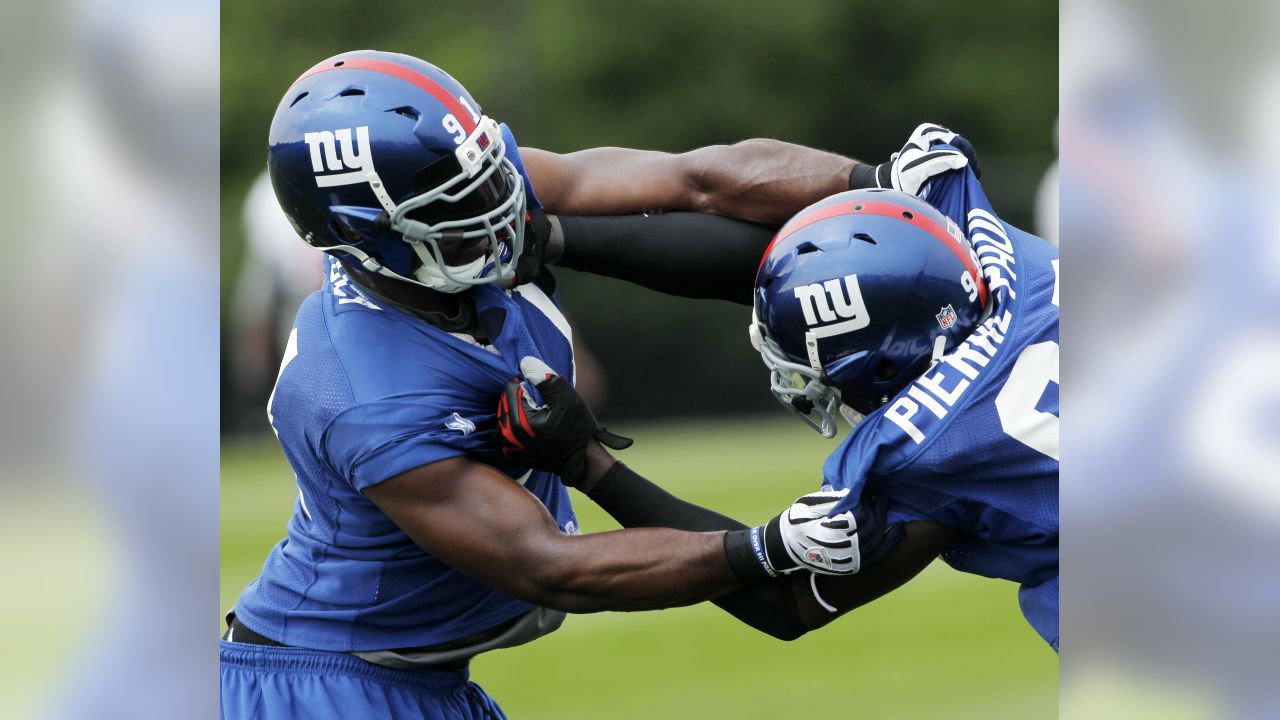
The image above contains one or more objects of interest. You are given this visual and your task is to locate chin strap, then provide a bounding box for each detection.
[928,334,948,368]
[804,330,822,372]
[366,170,399,215]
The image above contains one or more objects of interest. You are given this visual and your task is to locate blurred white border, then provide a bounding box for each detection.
[1063,0,1280,717]
[0,0,219,718]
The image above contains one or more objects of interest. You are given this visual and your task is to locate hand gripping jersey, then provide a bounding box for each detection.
[232,134,582,652]
[825,161,1060,650]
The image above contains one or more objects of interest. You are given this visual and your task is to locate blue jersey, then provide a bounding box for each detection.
[232,132,582,652]
[825,162,1060,649]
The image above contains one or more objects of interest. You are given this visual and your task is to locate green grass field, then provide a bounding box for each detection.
[222,417,1056,719]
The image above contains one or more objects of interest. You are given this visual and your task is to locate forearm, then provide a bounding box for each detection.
[554,212,774,306]
[526,141,860,225]
[579,448,953,637]
[366,457,744,619]
[582,448,746,531]
[690,139,861,225]
[789,521,955,630]
[535,528,739,613]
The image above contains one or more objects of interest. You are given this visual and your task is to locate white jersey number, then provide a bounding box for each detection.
[995,258,1059,460]
[995,341,1059,460]
[266,327,300,437]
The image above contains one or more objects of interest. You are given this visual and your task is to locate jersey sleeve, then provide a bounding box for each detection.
[823,413,945,526]
[822,417,891,511]
[322,396,472,492]
[921,147,982,229]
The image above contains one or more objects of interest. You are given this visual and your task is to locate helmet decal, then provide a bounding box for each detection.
[304,126,373,187]
[753,189,990,436]
[792,273,871,338]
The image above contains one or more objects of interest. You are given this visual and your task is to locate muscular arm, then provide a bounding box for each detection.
[576,443,954,638]
[362,455,742,614]
[789,521,954,630]
[523,140,859,226]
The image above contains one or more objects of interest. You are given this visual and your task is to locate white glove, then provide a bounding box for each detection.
[775,488,864,573]
[879,122,978,197]
[724,487,904,580]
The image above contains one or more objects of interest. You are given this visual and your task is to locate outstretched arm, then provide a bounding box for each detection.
[788,521,953,630]
[363,455,742,614]
[523,141,860,226]
[521,124,982,302]
[577,443,952,638]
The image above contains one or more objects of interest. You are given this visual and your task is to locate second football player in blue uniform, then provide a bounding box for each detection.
[500,125,1060,651]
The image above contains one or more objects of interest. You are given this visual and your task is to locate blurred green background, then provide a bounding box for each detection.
[223,419,1057,718]
[222,1,1057,715]
[221,0,1058,431]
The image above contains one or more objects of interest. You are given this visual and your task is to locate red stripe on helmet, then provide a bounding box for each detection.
[757,200,988,305]
[296,58,479,134]
[756,203,859,275]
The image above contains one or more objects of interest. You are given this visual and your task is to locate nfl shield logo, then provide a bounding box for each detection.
[936,304,957,329]
[804,548,832,570]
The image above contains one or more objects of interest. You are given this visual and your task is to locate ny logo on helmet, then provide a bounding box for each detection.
[793,274,871,339]
[303,126,373,188]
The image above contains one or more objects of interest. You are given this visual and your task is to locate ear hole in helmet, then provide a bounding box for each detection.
[289,92,309,107]
[389,106,420,121]
[852,232,876,245]
[874,359,899,381]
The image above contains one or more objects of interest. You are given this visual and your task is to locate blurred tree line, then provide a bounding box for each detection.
[222,0,1056,433]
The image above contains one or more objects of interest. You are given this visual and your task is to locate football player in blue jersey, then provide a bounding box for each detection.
[498,124,1060,652]
[221,49,918,720]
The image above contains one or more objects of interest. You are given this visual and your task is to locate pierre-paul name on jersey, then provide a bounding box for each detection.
[883,206,1024,446]
[885,306,1013,444]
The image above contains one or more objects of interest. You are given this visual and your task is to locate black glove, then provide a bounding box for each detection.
[508,208,553,288]
[496,356,632,487]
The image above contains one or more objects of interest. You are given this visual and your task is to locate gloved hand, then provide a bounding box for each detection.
[496,356,632,487]
[725,489,904,580]
[507,208,553,288]
[859,122,982,197]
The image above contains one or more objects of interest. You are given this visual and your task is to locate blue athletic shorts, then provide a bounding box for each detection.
[220,640,507,720]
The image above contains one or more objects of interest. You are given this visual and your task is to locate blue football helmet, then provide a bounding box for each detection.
[751,189,989,437]
[267,50,525,293]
